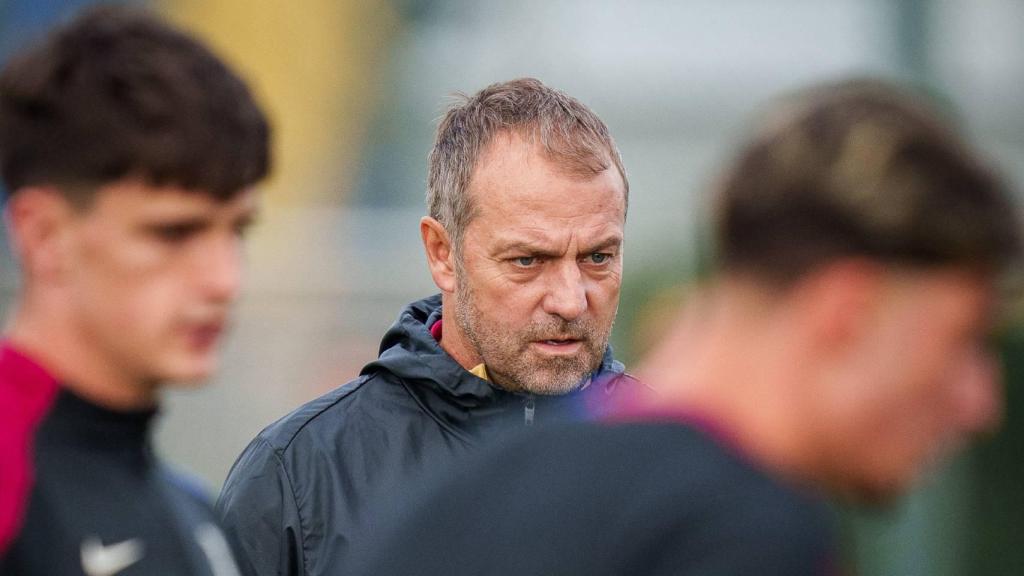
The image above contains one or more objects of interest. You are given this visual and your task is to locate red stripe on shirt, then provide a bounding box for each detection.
[0,342,59,554]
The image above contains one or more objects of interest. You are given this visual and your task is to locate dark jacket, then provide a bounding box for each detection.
[217,295,634,576]
[0,343,241,576]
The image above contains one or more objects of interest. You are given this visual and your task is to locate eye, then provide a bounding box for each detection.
[513,256,537,267]
[587,252,612,265]
[233,218,256,238]
[151,222,204,244]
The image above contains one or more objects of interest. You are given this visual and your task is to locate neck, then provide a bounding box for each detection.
[437,293,483,372]
[6,294,159,411]
[636,281,818,486]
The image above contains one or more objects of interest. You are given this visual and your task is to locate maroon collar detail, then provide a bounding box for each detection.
[603,396,746,462]
[0,341,60,553]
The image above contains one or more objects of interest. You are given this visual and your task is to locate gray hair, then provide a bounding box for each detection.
[427,77,627,254]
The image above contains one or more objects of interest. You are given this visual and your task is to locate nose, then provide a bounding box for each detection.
[541,260,588,321]
[949,347,1003,436]
[197,234,243,304]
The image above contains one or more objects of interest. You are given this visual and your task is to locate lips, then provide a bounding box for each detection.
[187,321,225,350]
[530,338,584,355]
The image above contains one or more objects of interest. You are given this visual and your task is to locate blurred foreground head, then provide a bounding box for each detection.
[0,5,270,406]
[691,79,1022,502]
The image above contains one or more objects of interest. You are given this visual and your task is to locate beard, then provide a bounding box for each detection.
[452,275,610,395]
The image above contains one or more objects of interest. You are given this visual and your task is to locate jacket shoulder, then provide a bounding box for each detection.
[252,374,376,454]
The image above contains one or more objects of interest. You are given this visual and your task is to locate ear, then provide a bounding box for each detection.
[793,259,885,353]
[5,186,77,282]
[420,216,457,294]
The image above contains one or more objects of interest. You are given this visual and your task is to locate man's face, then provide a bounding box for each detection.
[63,180,258,387]
[452,134,626,395]
[816,270,1000,501]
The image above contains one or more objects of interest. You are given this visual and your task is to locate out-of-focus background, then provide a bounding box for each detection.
[1,1,1022,574]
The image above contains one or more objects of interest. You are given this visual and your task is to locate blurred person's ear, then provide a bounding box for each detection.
[5,186,76,283]
[791,259,886,356]
[421,216,456,294]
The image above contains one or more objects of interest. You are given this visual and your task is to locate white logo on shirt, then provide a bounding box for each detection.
[195,523,241,576]
[80,536,145,576]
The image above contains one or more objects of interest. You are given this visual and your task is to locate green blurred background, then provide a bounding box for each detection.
[1,1,1022,574]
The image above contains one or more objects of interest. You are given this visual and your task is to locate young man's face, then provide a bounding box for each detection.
[63,180,258,388]
[449,133,626,395]
[816,270,1000,501]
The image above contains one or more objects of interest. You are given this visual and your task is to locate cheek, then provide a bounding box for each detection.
[829,400,931,494]
[590,277,621,309]
[812,367,922,480]
[851,364,960,485]
[468,274,541,317]
[948,353,1002,433]
[74,251,184,338]
[581,266,621,305]
[79,278,173,341]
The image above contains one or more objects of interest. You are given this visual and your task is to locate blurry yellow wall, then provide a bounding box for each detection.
[157,0,400,208]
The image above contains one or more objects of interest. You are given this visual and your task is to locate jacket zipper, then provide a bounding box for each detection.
[524,395,535,426]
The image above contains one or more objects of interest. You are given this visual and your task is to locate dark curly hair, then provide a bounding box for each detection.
[0,4,271,203]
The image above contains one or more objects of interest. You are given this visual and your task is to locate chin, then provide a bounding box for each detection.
[837,471,918,508]
[522,371,590,396]
[523,381,584,396]
[159,355,220,387]
[167,375,213,388]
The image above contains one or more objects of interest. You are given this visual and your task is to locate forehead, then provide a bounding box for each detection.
[84,179,258,219]
[468,133,626,229]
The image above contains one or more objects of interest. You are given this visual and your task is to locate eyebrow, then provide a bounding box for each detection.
[494,235,623,257]
[234,207,260,227]
[138,214,212,230]
[580,236,624,254]
[494,241,561,259]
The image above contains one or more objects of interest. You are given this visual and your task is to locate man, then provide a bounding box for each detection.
[218,77,637,575]
[0,5,270,574]
[349,79,1022,575]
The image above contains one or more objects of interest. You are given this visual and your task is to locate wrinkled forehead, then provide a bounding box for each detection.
[469,132,626,214]
[477,127,619,178]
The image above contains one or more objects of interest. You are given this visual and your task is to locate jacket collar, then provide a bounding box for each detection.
[360,294,626,413]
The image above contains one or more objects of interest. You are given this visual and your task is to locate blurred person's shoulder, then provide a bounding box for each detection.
[549,421,837,560]
[513,420,828,504]
[356,420,836,575]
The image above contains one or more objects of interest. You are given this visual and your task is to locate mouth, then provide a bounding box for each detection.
[530,338,584,355]
[187,321,226,351]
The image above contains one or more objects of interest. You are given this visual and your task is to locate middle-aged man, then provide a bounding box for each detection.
[0,4,270,575]
[218,77,638,575]
[348,79,1023,575]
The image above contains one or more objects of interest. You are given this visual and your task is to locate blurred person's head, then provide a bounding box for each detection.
[421,78,627,395]
[0,4,270,408]
[645,78,1021,503]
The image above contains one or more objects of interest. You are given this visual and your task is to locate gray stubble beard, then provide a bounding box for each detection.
[452,274,609,395]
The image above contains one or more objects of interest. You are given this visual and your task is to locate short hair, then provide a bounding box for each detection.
[0,4,270,204]
[714,78,1021,285]
[427,77,627,253]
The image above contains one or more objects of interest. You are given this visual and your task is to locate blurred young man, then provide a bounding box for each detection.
[218,78,638,575]
[0,6,270,574]
[350,79,1022,575]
